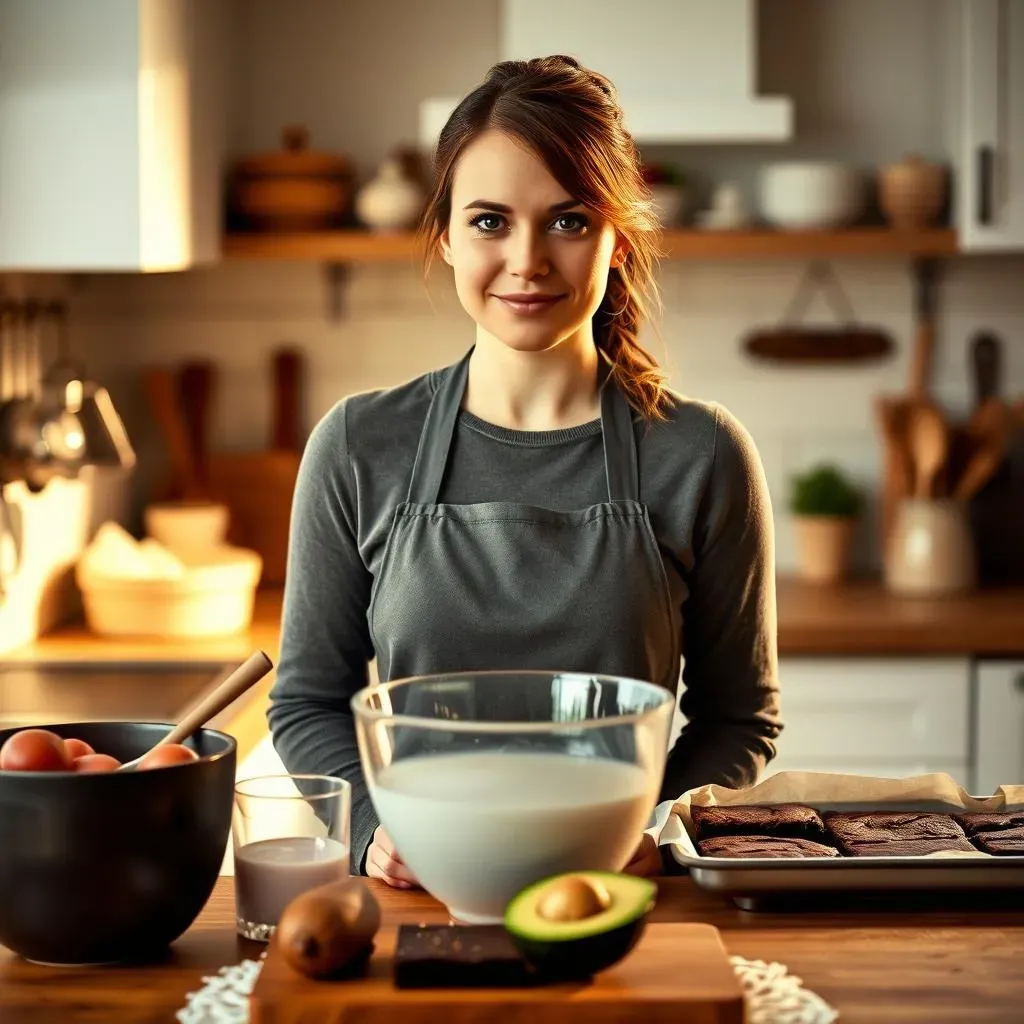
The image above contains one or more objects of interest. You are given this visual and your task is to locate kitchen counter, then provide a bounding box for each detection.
[775,576,1024,656]
[3,579,1023,767]
[10,577,1024,663]
[1,876,1022,1022]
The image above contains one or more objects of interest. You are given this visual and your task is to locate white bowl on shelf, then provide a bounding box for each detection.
[758,161,865,230]
[76,546,263,638]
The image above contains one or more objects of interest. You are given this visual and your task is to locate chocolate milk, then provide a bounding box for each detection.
[234,835,349,928]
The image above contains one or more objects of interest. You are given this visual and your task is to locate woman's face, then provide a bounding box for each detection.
[441,129,622,354]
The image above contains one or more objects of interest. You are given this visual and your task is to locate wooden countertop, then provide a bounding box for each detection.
[775,576,1024,656]
[1,875,1022,1022]
[10,578,1024,664]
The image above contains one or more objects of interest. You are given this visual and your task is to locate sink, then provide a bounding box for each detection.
[0,659,236,730]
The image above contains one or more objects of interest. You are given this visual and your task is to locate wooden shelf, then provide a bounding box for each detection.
[222,227,958,263]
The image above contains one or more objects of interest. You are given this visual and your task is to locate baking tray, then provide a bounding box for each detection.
[660,799,1024,911]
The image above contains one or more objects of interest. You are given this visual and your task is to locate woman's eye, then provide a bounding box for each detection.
[469,213,505,233]
[552,213,589,234]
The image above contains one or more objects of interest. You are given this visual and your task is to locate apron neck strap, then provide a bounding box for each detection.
[406,347,640,504]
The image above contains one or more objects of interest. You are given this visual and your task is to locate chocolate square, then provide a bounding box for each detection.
[690,803,827,842]
[957,813,1024,856]
[824,812,974,857]
[696,835,839,859]
[956,811,1024,836]
[393,924,536,988]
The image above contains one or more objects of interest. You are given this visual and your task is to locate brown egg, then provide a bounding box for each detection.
[64,738,96,760]
[73,753,122,773]
[0,729,73,772]
[137,743,200,770]
[536,875,612,923]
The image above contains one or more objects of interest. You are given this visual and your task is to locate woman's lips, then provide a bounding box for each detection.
[493,293,565,315]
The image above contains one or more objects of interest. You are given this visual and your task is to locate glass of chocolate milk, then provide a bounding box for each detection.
[232,774,351,940]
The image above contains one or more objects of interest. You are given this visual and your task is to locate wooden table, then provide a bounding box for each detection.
[1,876,1023,1023]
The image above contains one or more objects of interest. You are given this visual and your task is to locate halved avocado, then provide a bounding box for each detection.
[503,871,656,980]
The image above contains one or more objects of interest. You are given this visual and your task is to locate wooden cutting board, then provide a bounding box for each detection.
[248,922,744,1024]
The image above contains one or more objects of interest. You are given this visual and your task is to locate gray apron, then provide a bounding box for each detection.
[368,349,680,694]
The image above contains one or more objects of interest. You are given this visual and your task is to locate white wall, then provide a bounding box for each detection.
[2,0,1023,651]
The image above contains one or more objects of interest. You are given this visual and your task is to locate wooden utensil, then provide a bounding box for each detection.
[178,360,215,493]
[954,438,1007,502]
[908,261,939,398]
[249,922,745,1024]
[875,394,916,544]
[117,650,273,771]
[206,347,306,584]
[908,401,948,498]
[144,367,205,500]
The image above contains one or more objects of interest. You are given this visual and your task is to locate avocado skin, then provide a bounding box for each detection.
[506,916,648,980]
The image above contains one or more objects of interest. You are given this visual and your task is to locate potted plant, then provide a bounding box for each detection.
[788,464,862,584]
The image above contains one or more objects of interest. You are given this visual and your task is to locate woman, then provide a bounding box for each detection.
[268,55,782,888]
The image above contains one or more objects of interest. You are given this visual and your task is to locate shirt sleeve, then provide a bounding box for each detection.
[266,398,380,875]
[660,404,783,802]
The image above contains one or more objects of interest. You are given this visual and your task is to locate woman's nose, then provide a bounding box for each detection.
[505,227,549,279]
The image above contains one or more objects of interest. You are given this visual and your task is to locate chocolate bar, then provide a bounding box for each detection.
[393,924,537,988]
[824,812,975,856]
[697,835,839,859]
[690,803,827,841]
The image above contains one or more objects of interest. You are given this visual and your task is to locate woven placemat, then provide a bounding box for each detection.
[175,951,839,1024]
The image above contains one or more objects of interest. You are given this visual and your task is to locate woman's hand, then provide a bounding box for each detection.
[623,832,662,877]
[366,825,421,889]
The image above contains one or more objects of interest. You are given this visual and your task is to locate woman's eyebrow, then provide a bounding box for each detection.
[462,198,583,213]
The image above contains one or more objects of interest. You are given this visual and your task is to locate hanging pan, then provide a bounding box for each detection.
[743,261,895,364]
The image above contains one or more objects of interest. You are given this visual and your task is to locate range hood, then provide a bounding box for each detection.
[419,0,792,148]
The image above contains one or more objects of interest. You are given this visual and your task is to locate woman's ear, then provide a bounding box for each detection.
[439,231,453,267]
[611,235,631,268]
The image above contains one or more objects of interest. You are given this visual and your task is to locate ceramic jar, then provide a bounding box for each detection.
[884,498,977,596]
[878,155,947,230]
[355,158,425,233]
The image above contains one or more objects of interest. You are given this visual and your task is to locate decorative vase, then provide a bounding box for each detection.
[793,515,856,584]
[354,158,425,233]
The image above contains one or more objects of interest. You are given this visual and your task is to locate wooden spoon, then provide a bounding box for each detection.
[118,650,273,771]
[954,437,1007,502]
[908,401,948,498]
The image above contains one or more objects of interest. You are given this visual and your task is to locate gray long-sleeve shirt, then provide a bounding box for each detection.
[267,362,782,875]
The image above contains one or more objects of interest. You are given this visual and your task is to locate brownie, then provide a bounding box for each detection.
[957,813,1024,856]
[824,812,975,857]
[690,803,827,842]
[696,835,840,859]
[956,811,1024,836]
[393,924,536,988]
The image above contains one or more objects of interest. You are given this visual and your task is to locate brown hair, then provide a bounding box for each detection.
[419,54,670,420]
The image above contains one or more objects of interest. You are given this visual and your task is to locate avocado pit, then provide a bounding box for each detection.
[536,875,611,923]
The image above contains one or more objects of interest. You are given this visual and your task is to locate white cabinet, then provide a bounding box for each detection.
[974,660,1024,794]
[955,0,1024,251]
[764,658,972,784]
[0,0,229,272]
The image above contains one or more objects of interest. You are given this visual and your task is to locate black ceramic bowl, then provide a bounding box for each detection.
[0,721,236,965]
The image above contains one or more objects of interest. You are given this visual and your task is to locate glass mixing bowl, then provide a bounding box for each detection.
[351,670,674,923]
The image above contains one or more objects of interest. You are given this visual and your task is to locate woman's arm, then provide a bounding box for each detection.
[266,399,380,875]
[660,405,783,802]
